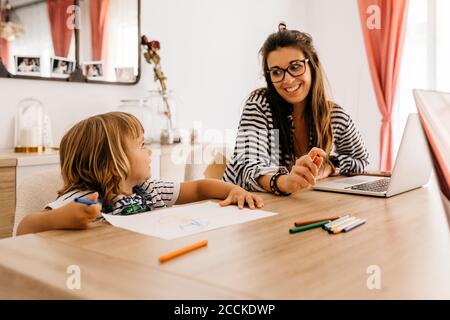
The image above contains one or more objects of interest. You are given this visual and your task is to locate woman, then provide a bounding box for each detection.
[224,24,369,195]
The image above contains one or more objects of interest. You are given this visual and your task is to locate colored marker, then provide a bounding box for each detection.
[343,219,367,233]
[328,217,357,233]
[289,220,330,234]
[331,218,360,234]
[74,197,103,222]
[294,216,340,227]
[74,197,100,205]
[159,240,208,263]
[323,215,350,230]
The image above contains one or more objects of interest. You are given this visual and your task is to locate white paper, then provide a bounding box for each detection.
[102,201,277,240]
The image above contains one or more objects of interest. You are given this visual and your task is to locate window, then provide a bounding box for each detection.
[394,0,450,156]
[436,0,450,91]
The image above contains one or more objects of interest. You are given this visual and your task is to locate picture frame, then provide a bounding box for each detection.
[115,67,136,82]
[82,61,104,80]
[15,55,41,76]
[50,56,75,78]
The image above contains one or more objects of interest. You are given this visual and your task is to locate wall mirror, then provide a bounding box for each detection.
[0,0,140,84]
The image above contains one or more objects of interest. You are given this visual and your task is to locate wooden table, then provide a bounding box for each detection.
[0,158,16,238]
[1,178,449,299]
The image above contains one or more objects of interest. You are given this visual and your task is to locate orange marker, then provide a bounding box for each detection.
[312,154,323,176]
[332,218,358,234]
[294,216,340,227]
[158,240,208,263]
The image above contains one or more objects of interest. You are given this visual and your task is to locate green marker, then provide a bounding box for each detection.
[289,220,330,234]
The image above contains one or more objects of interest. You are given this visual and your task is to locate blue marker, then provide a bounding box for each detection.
[74,197,104,222]
[74,197,100,205]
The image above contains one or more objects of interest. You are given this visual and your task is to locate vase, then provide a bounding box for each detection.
[145,90,181,144]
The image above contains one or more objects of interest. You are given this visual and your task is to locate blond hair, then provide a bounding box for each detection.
[58,112,144,205]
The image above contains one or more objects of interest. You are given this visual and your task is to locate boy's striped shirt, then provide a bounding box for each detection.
[45,180,180,215]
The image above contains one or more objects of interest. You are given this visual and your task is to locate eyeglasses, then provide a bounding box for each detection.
[267,59,309,83]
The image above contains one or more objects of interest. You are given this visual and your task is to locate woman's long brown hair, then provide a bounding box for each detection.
[260,27,334,165]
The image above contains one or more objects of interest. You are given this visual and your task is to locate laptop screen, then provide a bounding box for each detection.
[413,89,450,228]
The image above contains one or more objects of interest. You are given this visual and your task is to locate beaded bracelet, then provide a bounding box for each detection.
[269,168,291,196]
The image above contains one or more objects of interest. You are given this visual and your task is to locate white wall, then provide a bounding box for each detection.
[0,0,307,148]
[0,0,379,170]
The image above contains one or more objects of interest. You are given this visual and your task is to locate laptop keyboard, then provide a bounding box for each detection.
[348,178,390,193]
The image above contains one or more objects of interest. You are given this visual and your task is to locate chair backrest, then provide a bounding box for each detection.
[184,144,232,181]
[13,169,63,236]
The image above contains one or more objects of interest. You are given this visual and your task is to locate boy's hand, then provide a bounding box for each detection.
[53,192,102,230]
[219,186,264,209]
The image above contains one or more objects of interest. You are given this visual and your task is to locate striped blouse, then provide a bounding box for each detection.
[223,90,369,192]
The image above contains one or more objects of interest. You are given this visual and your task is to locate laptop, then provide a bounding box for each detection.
[413,89,450,229]
[313,113,432,197]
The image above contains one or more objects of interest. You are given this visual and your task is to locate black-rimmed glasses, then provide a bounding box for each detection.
[267,59,309,83]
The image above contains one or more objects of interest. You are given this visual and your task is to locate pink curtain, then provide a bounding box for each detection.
[1,38,8,67]
[89,0,109,61]
[0,11,9,67]
[357,0,409,171]
[47,0,74,57]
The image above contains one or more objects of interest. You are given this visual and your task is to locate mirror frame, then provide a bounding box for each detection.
[0,0,141,85]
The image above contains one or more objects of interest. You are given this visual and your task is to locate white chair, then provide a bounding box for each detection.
[13,169,63,236]
[184,144,232,181]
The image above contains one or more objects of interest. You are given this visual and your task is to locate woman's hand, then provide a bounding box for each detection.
[219,186,264,209]
[53,192,102,230]
[317,162,335,180]
[277,147,326,194]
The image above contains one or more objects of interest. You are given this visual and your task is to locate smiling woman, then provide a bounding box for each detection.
[223,23,370,195]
